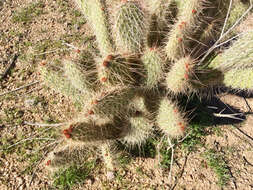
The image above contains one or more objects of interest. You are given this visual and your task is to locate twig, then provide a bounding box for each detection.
[29,140,60,186]
[167,137,174,183]
[29,149,50,186]
[157,135,166,166]
[199,2,253,65]
[24,121,66,127]
[0,137,55,151]
[0,81,39,97]
[170,153,189,190]
[220,0,233,37]
[213,108,245,120]
[243,97,252,112]
[33,48,70,56]
[0,54,19,80]
[232,124,253,142]
[243,156,253,167]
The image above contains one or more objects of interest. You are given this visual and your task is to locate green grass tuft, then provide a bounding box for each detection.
[202,149,231,187]
[12,1,45,24]
[53,161,95,190]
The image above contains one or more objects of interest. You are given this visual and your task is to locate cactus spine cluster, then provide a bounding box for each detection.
[40,0,253,177]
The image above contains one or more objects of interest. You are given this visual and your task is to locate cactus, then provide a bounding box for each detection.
[40,0,253,178]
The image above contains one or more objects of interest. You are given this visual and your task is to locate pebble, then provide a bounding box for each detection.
[24,98,36,107]
[106,171,115,181]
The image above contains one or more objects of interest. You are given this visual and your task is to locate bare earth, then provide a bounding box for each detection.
[0,0,253,190]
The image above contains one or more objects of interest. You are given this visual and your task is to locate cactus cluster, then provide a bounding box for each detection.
[39,0,253,177]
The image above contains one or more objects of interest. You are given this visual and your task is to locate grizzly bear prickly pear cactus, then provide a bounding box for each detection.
[40,0,253,178]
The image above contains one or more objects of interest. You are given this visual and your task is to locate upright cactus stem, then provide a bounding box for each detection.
[141,48,164,89]
[156,97,187,138]
[76,0,114,57]
[41,0,253,177]
[166,56,195,94]
[209,31,253,71]
[165,0,204,60]
[115,1,146,53]
[63,59,94,98]
[121,116,154,147]
[223,69,253,91]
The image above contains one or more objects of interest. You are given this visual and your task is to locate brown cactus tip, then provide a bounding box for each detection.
[75,49,81,53]
[178,38,183,42]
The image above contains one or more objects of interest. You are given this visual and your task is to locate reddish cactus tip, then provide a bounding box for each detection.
[68,126,73,133]
[173,109,178,113]
[192,9,197,14]
[179,22,186,29]
[178,122,185,131]
[64,133,71,139]
[106,54,113,61]
[180,125,185,131]
[178,38,183,42]
[46,160,51,166]
[88,110,94,115]
[101,77,107,82]
[184,73,189,79]
[75,49,81,53]
[91,99,98,105]
[63,129,69,135]
[103,60,110,67]
[185,62,189,70]
[40,61,47,66]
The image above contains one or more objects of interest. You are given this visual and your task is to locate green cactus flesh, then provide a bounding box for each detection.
[115,1,146,53]
[141,48,164,88]
[209,31,253,71]
[41,0,253,176]
[121,116,154,146]
[156,98,187,138]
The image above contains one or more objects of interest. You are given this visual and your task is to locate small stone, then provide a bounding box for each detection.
[24,98,36,107]
[106,171,115,181]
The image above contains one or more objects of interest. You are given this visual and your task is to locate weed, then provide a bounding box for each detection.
[118,153,131,167]
[159,140,172,169]
[202,149,231,187]
[12,1,45,24]
[181,123,206,152]
[53,161,95,190]
[136,166,144,175]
